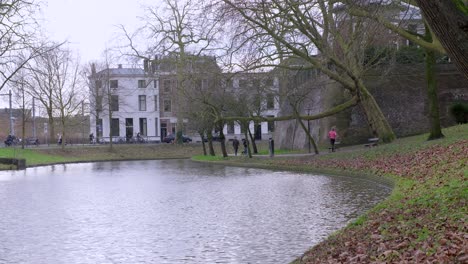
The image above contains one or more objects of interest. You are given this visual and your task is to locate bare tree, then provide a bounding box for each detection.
[24,45,83,148]
[346,1,446,140]
[0,1,54,91]
[219,0,396,142]
[121,0,223,144]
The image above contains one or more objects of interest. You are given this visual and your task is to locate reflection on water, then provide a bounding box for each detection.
[0,160,391,264]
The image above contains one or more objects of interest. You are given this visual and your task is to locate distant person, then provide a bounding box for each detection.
[328,127,338,152]
[232,137,240,156]
[58,134,62,145]
[242,138,248,155]
[89,133,94,144]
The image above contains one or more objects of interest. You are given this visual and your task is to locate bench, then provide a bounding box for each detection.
[364,137,379,147]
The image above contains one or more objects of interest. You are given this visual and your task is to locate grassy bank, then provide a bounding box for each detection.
[195,124,468,263]
[0,143,204,168]
[0,125,466,263]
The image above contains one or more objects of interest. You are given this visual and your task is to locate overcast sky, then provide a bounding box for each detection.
[1,0,154,108]
[42,0,154,63]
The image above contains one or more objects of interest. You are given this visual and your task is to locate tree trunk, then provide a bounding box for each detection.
[424,47,444,140]
[357,83,396,143]
[219,128,228,158]
[247,128,258,154]
[415,0,468,80]
[199,131,207,155]
[207,131,215,156]
[293,110,319,154]
[243,128,252,158]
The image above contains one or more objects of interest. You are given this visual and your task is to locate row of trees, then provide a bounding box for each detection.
[116,0,467,157]
[3,0,465,153]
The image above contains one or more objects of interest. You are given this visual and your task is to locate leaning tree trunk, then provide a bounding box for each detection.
[247,128,258,154]
[293,109,319,154]
[357,82,396,143]
[415,0,468,80]
[207,131,216,156]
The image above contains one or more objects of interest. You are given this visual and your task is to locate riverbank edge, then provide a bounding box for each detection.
[191,157,403,263]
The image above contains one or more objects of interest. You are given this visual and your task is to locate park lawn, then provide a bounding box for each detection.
[197,124,467,263]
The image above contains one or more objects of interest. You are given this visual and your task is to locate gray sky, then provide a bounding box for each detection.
[42,0,153,63]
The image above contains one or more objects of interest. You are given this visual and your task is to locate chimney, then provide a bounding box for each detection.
[118,64,122,69]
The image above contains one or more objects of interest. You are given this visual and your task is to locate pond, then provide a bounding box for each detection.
[0,159,391,264]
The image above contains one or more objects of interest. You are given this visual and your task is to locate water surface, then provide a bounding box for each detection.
[0,160,391,264]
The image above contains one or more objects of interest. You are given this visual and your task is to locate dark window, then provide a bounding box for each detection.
[154,79,158,88]
[266,94,275,109]
[227,121,235,134]
[163,99,171,112]
[138,80,146,88]
[139,118,147,136]
[125,118,133,140]
[239,79,248,88]
[110,80,118,88]
[110,95,119,111]
[163,79,171,93]
[264,78,273,87]
[139,95,146,111]
[111,118,120,137]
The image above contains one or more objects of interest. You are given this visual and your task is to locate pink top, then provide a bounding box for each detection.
[328,130,337,139]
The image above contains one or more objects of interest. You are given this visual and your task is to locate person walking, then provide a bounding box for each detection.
[232,137,240,156]
[328,127,338,152]
[242,138,248,155]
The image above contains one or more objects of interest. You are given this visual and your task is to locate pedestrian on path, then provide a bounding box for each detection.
[328,127,338,152]
[232,137,240,156]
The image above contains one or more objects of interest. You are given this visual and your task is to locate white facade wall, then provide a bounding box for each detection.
[89,69,161,142]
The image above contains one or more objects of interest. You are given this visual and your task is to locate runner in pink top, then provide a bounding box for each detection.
[328,127,337,152]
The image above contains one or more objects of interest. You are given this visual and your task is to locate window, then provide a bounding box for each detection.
[154,95,158,111]
[163,99,171,112]
[110,80,118,88]
[264,78,273,87]
[153,79,158,88]
[139,118,147,136]
[239,79,248,88]
[110,95,119,111]
[266,94,275,109]
[125,118,133,140]
[138,80,146,88]
[163,79,171,92]
[139,95,146,111]
[111,118,120,137]
[227,121,235,134]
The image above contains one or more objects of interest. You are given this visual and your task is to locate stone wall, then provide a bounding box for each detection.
[275,63,468,149]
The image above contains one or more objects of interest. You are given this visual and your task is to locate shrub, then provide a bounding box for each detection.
[449,102,468,124]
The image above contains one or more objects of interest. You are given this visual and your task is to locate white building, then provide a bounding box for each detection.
[89,65,161,142]
[88,61,280,143]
